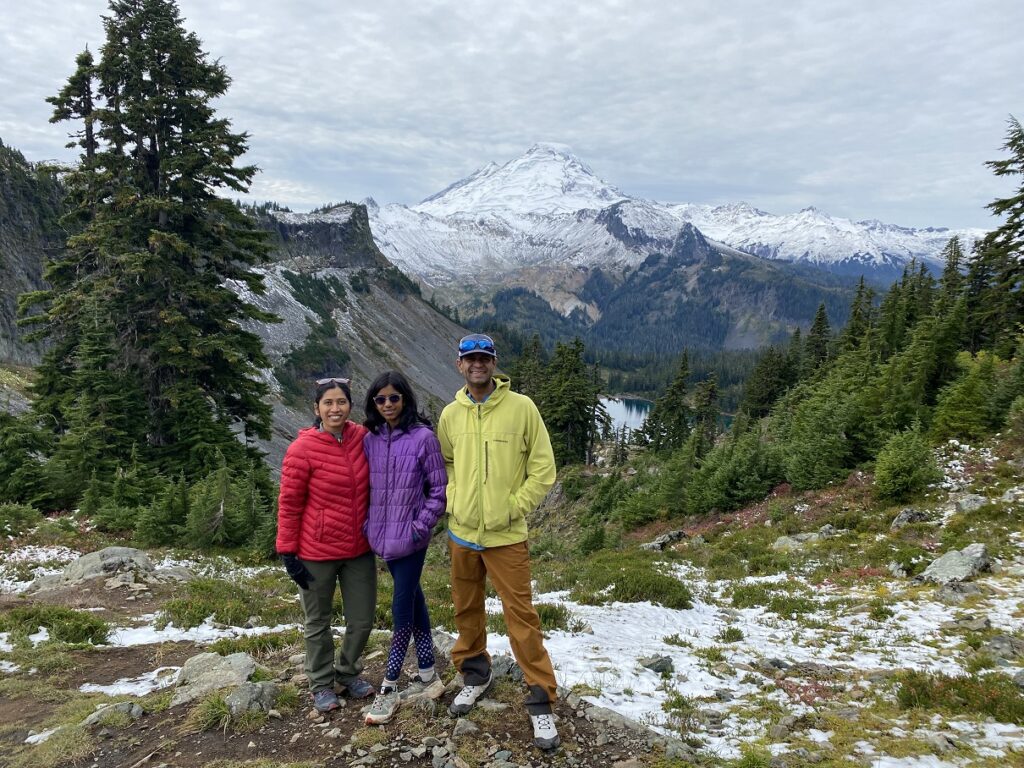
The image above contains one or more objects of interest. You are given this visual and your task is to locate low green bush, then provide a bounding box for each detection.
[0,604,109,645]
[568,550,693,609]
[896,670,1024,724]
[874,425,942,502]
[0,502,43,537]
[158,577,299,629]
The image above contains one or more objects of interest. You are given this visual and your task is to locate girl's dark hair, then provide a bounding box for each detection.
[363,370,431,434]
[313,379,353,428]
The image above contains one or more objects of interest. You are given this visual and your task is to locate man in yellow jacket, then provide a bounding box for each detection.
[437,333,560,750]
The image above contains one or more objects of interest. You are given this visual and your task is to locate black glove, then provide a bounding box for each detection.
[281,553,314,590]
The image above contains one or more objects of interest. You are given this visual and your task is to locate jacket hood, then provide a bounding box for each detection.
[453,375,511,409]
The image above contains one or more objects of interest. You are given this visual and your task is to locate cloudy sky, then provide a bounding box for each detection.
[2,0,1021,228]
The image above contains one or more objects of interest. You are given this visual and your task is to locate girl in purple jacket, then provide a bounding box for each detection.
[362,371,448,724]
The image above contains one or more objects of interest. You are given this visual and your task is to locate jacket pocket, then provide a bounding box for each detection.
[316,508,325,542]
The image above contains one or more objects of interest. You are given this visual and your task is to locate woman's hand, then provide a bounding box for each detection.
[281,553,315,590]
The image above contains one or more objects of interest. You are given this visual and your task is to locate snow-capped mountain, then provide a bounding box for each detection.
[367,144,985,288]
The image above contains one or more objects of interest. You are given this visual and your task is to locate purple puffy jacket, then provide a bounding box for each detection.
[364,422,448,561]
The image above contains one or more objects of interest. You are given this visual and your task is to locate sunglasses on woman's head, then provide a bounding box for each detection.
[316,377,350,386]
[374,394,402,405]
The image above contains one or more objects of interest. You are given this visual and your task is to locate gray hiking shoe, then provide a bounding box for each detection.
[401,671,446,701]
[531,712,560,750]
[365,686,400,725]
[448,672,492,716]
[312,688,341,713]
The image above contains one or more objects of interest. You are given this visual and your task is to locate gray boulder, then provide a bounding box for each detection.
[27,546,154,592]
[491,653,524,682]
[81,702,144,727]
[953,494,988,513]
[920,544,991,585]
[640,530,686,551]
[170,652,259,707]
[225,681,279,716]
[432,629,457,660]
[890,507,930,530]
[1013,669,1024,690]
[639,655,674,675]
[983,635,1024,661]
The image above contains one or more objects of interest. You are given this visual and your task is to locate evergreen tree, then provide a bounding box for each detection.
[874,423,942,502]
[509,333,546,401]
[135,473,188,545]
[740,347,789,418]
[802,303,832,376]
[691,375,719,460]
[22,0,276,487]
[537,338,604,465]
[641,351,692,452]
[839,277,874,352]
[936,237,965,313]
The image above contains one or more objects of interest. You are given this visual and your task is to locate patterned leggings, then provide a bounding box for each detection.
[385,546,435,681]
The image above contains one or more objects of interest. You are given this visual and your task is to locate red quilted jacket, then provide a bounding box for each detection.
[276,423,371,561]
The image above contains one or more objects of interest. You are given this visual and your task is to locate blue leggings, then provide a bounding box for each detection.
[385,546,435,682]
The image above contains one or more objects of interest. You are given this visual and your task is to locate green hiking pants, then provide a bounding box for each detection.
[299,551,377,691]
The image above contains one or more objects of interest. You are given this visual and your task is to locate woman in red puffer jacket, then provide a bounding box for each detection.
[277,378,376,713]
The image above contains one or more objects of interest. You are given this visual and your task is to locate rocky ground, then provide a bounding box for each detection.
[2,438,1024,768]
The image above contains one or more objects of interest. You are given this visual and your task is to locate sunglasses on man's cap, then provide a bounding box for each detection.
[458,334,497,358]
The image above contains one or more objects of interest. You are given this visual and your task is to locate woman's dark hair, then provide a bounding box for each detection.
[364,370,431,433]
[313,379,353,428]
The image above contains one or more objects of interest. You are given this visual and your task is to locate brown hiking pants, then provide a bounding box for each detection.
[448,539,558,709]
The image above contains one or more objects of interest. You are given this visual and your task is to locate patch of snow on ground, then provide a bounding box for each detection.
[79,666,180,696]
[0,544,81,593]
[24,727,60,745]
[106,617,299,647]
[27,627,49,646]
[0,632,12,652]
[0,659,18,673]
[480,554,1024,759]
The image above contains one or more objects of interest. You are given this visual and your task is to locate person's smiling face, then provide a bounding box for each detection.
[374,384,404,428]
[314,386,350,434]
[457,352,497,388]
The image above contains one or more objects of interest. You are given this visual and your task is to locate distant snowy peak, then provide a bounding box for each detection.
[666,202,984,268]
[413,142,627,218]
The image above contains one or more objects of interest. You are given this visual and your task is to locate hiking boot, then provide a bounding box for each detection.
[365,686,400,724]
[448,672,492,716]
[312,688,341,713]
[531,712,560,750]
[342,677,374,699]
[401,671,446,701]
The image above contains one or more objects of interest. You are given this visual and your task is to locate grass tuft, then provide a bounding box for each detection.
[895,670,1024,724]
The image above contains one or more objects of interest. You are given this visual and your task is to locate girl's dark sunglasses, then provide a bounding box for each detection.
[373,394,402,405]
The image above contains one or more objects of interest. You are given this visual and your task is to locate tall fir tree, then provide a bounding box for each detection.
[642,351,692,452]
[536,338,604,465]
[22,0,276,489]
[802,303,832,377]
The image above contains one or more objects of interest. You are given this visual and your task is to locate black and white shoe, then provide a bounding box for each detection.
[448,672,492,716]
[530,712,560,750]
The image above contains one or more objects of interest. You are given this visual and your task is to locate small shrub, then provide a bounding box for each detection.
[964,653,998,674]
[896,670,1024,724]
[184,692,231,733]
[159,577,299,630]
[694,646,726,663]
[535,603,572,631]
[874,425,942,502]
[868,599,894,622]
[718,626,744,643]
[729,583,817,616]
[663,633,691,648]
[208,629,302,658]
[661,689,699,735]
[0,605,109,645]
[0,502,43,537]
[732,744,773,768]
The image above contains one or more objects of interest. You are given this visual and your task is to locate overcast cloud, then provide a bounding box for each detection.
[2,0,1021,228]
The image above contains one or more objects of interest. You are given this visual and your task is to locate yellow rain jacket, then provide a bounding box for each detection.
[437,376,556,547]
